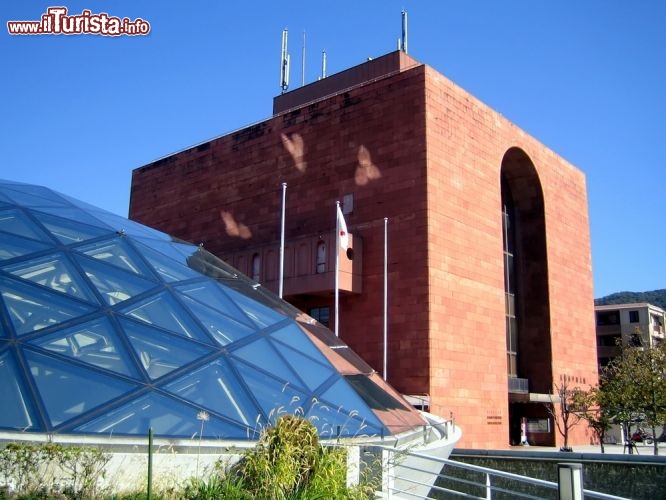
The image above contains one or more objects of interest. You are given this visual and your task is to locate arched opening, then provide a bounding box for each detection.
[316,241,327,273]
[501,147,553,446]
[251,253,261,282]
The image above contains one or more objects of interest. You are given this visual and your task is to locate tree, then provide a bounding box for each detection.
[578,385,613,453]
[600,332,666,455]
[545,376,588,451]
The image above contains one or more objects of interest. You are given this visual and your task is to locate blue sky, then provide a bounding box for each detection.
[1,1,664,298]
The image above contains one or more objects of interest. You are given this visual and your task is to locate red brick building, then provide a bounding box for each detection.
[129,51,598,449]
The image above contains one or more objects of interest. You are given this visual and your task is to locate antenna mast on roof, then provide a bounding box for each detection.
[301,30,306,87]
[321,50,327,79]
[280,28,290,93]
[400,9,408,53]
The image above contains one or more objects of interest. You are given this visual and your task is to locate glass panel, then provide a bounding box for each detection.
[505,292,515,317]
[305,398,383,439]
[0,351,40,430]
[273,342,335,392]
[74,392,246,438]
[271,323,329,365]
[25,349,136,427]
[31,207,113,230]
[175,281,252,324]
[316,242,326,273]
[164,359,259,428]
[32,211,113,245]
[77,238,154,278]
[4,253,96,303]
[179,294,256,346]
[0,232,51,261]
[60,199,170,242]
[185,247,241,280]
[231,338,304,390]
[508,353,517,376]
[224,287,287,329]
[344,374,409,411]
[0,276,96,336]
[74,254,158,306]
[308,401,383,438]
[0,209,49,242]
[234,360,309,423]
[133,239,198,267]
[119,291,210,343]
[31,317,136,377]
[222,280,303,319]
[318,378,384,437]
[133,241,201,282]
[508,317,517,351]
[1,184,69,208]
[120,317,212,380]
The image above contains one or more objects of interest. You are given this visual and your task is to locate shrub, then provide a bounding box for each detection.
[0,442,109,499]
[221,415,375,499]
[230,414,320,498]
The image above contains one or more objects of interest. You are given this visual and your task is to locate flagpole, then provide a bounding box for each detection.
[383,217,388,381]
[279,182,287,298]
[335,200,340,337]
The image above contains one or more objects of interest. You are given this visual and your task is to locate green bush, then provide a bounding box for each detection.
[0,442,109,499]
[221,415,375,499]
[0,416,377,499]
[229,414,320,498]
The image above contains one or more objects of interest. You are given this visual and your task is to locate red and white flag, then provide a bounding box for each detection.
[336,204,349,250]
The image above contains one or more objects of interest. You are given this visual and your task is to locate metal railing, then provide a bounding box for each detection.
[508,377,529,394]
[376,448,629,499]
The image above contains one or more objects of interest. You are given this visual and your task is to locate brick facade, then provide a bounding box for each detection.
[129,52,597,449]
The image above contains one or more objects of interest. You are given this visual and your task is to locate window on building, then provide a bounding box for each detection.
[309,307,330,327]
[597,335,621,347]
[629,332,642,347]
[251,253,261,282]
[629,310,639,323]
[596,311,620,326]
[316,241,326,274]
[502,179,518,378]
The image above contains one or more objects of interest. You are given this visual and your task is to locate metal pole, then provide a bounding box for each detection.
[301,31,306,87]
[279,182,287,298]
[558,463,583,500]
[147,427,153,500]
[383,217,388,381]
[401,10,408,53]
[335,201,340,336]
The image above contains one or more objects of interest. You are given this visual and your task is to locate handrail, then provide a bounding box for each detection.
[377,446,630,500]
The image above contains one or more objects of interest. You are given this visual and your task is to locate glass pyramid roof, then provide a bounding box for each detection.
[0,180,425,440]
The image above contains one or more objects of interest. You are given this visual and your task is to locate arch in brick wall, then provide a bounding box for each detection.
[500,147,552,391]
[501,147,555,446]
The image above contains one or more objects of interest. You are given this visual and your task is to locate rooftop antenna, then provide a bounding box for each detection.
[321,49,327,79]
[301,30,306,87]
[400,9,408,53]
[280,28,290,93]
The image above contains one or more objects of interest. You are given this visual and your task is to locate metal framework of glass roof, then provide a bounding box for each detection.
[0,180,424,440]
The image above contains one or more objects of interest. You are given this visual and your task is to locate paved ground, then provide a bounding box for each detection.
[510,441,666,456]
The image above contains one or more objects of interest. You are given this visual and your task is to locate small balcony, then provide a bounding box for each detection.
[508,377,529,394]
[223,231,362,297]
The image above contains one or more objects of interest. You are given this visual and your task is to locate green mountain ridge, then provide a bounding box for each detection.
[595,289,666,310]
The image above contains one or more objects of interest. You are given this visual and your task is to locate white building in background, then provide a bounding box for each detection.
[595,302,666,369]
